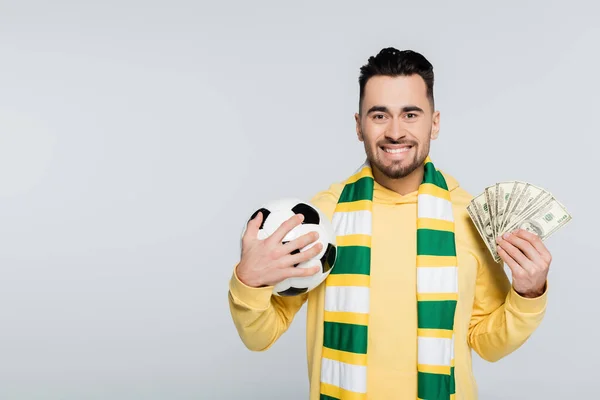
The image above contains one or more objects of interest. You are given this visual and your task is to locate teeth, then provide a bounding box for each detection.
[384,147,410,153]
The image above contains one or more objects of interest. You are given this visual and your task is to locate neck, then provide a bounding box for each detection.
[372,164,425,196]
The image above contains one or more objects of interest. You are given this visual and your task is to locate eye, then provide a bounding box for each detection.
[406,113,418,119]
[372,114,386,121]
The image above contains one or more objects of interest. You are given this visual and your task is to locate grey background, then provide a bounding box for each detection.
[0,0,597,399]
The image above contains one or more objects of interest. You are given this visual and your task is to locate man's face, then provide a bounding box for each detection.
[355,74,440,179]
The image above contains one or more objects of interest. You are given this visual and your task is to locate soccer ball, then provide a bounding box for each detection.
[242,198,337,296]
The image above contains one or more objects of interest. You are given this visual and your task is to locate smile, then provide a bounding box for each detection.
[381,145,413,153]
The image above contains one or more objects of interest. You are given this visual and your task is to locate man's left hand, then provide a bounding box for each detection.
[496,228,552,298]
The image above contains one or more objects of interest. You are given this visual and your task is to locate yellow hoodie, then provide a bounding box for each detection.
[228,171,547,399]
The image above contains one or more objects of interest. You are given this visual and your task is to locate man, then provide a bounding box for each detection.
[228,47,550,399]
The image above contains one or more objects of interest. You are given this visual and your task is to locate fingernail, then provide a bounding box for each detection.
[503,233,511,239]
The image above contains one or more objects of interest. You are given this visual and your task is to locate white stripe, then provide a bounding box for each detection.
[324,286,370,314]
[417,194,454,222]
[418,337,453,366]
[417,267,458,293]
[321,358,367,393]
[332,210,372,236]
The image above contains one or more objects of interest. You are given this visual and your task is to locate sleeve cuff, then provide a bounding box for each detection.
[507,281,548,314]
[229,264,274,310]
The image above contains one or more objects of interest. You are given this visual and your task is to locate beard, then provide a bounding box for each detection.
[364,137,430,179]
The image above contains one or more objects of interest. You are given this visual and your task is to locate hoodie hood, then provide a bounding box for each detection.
[372,170,460,205]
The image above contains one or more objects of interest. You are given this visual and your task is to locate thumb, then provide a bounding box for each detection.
[243,210,264,244]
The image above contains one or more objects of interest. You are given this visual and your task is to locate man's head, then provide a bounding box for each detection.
[355,48,439,181]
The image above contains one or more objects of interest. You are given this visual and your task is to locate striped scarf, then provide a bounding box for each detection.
[319,156,458,400]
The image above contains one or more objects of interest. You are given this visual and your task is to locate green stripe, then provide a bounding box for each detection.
[417,229,456,256]
[320,395,339,400]
[330,246,370,275]
[323,321,368,354]
[338,176,374,203]
[417,300,457,330]
[417,370,454,400]
[423,161,448,190]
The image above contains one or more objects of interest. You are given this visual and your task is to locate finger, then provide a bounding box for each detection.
[268,214,304,244]
[243,211,263,243]
[496,236,535,273]
[497,245,524,277]
[513,229,552,264]
[265,264,320,286]
[279,231,319,256]
[286,241,324,266]
[501,231,543,266]
[281,264,321,280]
[261,264,320,287]
[278,241,323,268]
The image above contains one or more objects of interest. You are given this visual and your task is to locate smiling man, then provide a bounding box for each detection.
[228,47,550,400]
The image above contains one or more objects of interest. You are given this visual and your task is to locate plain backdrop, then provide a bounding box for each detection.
[0,0,597,399]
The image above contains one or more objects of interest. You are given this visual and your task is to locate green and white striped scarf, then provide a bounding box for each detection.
[319,156,458,400]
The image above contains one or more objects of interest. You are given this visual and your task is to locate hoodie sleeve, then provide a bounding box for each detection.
[228,188,340,351]
[228,265,308,351]
[467,245,548,362]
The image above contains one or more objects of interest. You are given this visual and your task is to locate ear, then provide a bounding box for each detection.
[355,113,364,142]
[430,110,441,140]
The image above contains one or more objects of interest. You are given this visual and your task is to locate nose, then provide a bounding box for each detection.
[384,117,406,141]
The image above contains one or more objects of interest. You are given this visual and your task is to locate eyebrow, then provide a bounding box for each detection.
[366,105,425,114]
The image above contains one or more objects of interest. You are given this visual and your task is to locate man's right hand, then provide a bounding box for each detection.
[236,211,323,288]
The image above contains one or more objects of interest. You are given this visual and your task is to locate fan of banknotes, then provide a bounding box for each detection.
[466,181,572,263]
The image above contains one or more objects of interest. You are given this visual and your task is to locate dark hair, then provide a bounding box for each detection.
[358,47,435,113]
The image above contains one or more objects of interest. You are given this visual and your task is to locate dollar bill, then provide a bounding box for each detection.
[484,185,497,240]
[470,193,493,241]
[469,193,502,262]
[467,202,501,262]
[494,181,516,236]
[503,195,572,240]
[497,181,526,234]
[501,183,549,234]
[468,180,572,262]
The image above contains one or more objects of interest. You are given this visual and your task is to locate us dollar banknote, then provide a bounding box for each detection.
[468,181,572,262]
[467,202,501,263]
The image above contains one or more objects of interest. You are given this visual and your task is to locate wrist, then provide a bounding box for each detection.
[514,282,547,298]
[235,263,263,288]
[517,290,543,299]
[229,265,274,310]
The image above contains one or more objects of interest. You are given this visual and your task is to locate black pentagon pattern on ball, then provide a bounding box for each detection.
[282,241,300,267]
[291,203,320,225]
[320,243,337,273]
[249,208,270,230]
[277,287,308,296]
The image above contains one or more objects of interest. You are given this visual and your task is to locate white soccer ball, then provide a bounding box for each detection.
[241,198,337,296]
